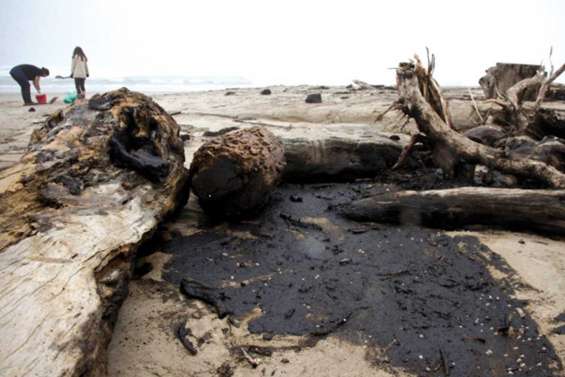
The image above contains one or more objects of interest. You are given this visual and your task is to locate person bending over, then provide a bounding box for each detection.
[71,47,89,99]
[9,64,49,105]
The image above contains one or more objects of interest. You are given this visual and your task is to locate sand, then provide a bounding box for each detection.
[1,86,564,376]
[0,86,480,170]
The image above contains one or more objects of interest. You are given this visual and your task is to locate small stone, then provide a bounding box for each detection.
[305,93,322,104]
[260,89,272,95]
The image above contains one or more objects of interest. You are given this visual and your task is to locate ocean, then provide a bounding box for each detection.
[0,69,254,94]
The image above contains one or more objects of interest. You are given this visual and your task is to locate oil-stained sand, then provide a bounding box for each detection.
[162,183,563,377]
[108,278,407,377]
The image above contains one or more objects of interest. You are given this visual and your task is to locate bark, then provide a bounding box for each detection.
[282,135,406,182]
[189,126,285,218]
[0,88,189,377]
[340,187,565,235]
[396,62,565,188]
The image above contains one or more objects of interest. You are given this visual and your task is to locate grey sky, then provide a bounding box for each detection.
[1,0,564,86]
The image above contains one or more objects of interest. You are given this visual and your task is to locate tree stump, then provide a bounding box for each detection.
[0,88,189,377]
[189,126,285,218]
[479,63,541,99]
[395,61,565,187]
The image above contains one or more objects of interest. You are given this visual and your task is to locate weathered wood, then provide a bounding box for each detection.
[463,125,506,147]
[0,88,189,377]
[547,83,565,101]
[535,107,565,139]
[341,187,565,235]
[479,63,565,138]
[479,63,541,99]
[189,126,285,218]
[282,135,405,182]
[396,62,565,187]
[534,64,565,110]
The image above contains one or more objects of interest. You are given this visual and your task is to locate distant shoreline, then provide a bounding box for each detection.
[0,84,482,97]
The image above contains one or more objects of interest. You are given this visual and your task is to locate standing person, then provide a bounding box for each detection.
[9,64,50,105]
[71,47,89,99]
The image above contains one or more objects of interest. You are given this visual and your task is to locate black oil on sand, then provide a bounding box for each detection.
[162,182,562,377]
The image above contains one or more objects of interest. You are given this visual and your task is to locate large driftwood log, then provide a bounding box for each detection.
[341,187,565,235]
[395,61,565,188]
[479,62,565,137]
[0,88,189,377]
[479,63,541,99]
[189,126,285,218]
[282,135,405,182]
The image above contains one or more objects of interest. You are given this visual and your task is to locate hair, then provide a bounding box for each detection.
[40,67,50,77]
[73,46,88,61]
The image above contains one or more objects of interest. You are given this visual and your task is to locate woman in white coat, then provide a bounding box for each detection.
[71,47,89,98]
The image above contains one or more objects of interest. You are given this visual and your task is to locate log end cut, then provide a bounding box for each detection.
[190,126,285,218]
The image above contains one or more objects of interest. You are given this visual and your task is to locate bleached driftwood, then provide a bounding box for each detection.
[282,135,406,182]
[0,88,189,377]
[479,63,541,99]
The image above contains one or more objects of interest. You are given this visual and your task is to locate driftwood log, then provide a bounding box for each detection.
[535,107,565,139]
[341,187,565,236]
[477,62,565,138]
[282,135,405,182]
[394,59,565,188]
[344,56,565,235]
[479,63,541,99]
[0,88,189,377]
[189,126,285,218]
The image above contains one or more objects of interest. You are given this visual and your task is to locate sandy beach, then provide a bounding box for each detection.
[0,85,484,170]
[1,85,563,376]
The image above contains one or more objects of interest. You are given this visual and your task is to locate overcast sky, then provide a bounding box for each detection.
[1,0,564,86]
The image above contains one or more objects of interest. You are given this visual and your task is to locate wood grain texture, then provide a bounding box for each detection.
[0,88,189,377]
[341,187,565,235]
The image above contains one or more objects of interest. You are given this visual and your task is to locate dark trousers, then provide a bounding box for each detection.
[74,78,86,97]
[10,68,32,104]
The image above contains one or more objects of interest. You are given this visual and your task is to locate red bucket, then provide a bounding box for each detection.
[36,94,47,104]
